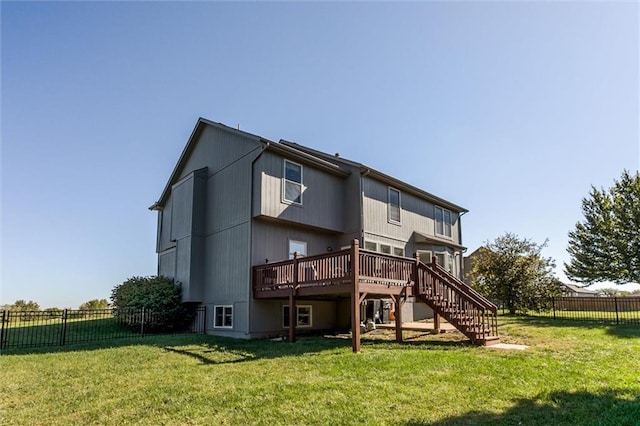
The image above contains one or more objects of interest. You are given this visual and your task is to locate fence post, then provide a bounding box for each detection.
[552,297,556,320]
[140,307,145,337]
[60,309,68,346]
[0,310,6,350]
[614,297,619,324]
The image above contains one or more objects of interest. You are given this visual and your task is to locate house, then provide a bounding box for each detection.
[150,118,499,351]
[560,283,598,297]
[462,246,491,285]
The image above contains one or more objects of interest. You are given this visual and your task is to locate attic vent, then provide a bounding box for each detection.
[335,153,340,157]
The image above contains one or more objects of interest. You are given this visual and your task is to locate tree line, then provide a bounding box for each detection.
[1,298,110,312]
[468,170,640,314]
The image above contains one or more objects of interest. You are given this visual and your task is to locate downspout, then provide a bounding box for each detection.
[458,210,468,280]
[359,168,371,243]
[247,142,270,336]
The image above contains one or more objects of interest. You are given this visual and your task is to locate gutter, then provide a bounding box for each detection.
[360,168,371,242]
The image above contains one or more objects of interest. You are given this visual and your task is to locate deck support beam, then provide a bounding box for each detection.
[391,289,407,344]
[289,252,300,343]
[433,313,441,332]
[289,287,296,343]
[351,239,361,353]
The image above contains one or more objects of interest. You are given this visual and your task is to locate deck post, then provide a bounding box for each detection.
[394,290,404,343]
[430,256,441,332]
[351,239,361,353]
[290,252,299,343]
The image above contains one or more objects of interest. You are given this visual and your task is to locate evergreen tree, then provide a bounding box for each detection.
[565,170,640,284]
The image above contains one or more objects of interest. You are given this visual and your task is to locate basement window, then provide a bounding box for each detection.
[214,305,233,328]
[283,305,312,328]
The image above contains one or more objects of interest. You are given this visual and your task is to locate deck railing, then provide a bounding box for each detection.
[253,246,417,294]
[359,250,415,286]
[253,249,352,293]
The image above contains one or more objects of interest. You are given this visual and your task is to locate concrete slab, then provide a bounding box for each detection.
[376,321,457,332]
[485,343,528,350]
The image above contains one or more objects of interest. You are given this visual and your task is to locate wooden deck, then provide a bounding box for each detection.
[253,240,498,352]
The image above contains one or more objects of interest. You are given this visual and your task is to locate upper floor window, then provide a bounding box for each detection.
[388,187,401,223]
[283,160,303,205]
[435,206,452,238]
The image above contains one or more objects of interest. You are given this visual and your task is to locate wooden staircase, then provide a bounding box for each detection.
[415,261,499,345]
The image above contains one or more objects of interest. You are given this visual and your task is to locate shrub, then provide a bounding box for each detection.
[110,276,195,333]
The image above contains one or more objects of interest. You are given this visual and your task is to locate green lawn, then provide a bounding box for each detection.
[1,317,639,425]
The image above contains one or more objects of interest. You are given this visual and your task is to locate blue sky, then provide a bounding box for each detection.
[2,2,639,308]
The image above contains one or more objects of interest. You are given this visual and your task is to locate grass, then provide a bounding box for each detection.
[1,316,639,425]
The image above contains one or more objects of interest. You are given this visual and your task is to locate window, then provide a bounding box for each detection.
[364,241,377,251]
[283,305,312,328]
[379,244,392,255]
[283,160,303,204]
[288,240,307,259]
[388,188,401,223]
[435,206,452,238]
[434,251,454,274]
[393,247,404,257]
[214,305,233,328]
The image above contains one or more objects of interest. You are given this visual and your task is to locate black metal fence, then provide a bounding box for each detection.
[499,297,640,324]
[0,307,206,351]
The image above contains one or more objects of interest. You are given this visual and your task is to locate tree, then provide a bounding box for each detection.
[467,233,562,314]
[10,300,40,311]
[79,299,110,310]
[565,170,640,285]
[111,276,194,332]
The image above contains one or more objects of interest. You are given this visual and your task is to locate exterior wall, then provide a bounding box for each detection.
[250,219,340,267]
[249,299,341,337]
[253,151,345,233]
[155,124,264,335]
[362,175,464,277]
[362,176,460,255]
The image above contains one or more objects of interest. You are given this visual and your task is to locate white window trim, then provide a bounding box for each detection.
[435,206,452,238]
[282,305,313,328]
[393,246,404,257]
[379,243,392,255]
[364,241,378,252]
[417,250,433,264]
[288,239,307,259]
[388,187,401,224]
[213,305,233,329]
[282,159,303,205]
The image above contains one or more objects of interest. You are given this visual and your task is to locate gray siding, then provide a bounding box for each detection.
[155,124,262,311]
[158,248,176,278]
[250,219,339,266]
[362,176,460,256]
[253,151,345,233]
[249,300,341,336]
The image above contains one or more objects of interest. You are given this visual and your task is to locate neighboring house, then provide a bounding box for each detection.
[560,283,598,297]
[150,118,495,347]
[462,246,490,285]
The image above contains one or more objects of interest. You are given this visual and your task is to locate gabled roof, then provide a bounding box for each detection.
[151,118,467,213]
[561,283,597,294]
[280,141,468,213]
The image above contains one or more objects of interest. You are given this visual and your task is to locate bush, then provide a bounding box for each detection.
[110,276,195,333]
